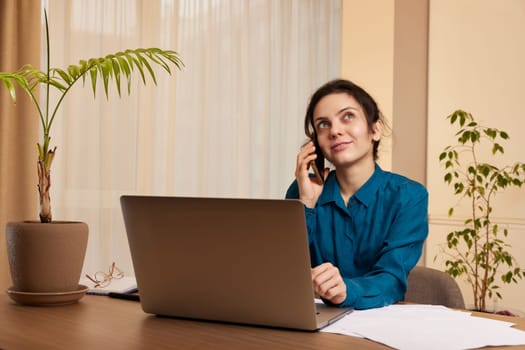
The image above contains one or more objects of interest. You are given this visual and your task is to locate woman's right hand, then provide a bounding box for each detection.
[295,141,327,208]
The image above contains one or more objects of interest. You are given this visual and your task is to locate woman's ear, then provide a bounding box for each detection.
[372,120,383,141]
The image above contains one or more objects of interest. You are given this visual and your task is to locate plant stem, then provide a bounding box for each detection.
[470,146,481,310]
[44,9,50,148]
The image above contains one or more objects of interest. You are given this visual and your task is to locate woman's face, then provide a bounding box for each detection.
[313,92,381,168]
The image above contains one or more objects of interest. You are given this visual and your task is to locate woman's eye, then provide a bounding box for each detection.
[317,121,329,129]
[343,112,354,120]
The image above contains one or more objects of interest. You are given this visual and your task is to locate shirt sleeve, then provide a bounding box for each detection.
[285,180,299,199]
[341,184,429,309]
[285,180,318,245]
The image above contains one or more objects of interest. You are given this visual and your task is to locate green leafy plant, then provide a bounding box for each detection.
[438,109,525,312]
[0,10,183,223]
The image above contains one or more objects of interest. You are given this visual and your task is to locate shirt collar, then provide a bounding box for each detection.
[317,164,383,209]
[353,164,383,207]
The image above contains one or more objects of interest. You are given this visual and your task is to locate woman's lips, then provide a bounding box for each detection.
[331,141,352,152]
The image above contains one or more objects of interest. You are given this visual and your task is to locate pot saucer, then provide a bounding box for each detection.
[6,285,89,306]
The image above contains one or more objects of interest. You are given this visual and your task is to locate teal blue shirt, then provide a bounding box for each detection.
[285,164,428,310]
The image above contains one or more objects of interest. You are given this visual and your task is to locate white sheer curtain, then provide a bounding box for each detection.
[44,0,341,275]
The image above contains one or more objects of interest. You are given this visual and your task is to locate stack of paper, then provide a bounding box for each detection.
[321,304,525,350]
[80,276,137,295]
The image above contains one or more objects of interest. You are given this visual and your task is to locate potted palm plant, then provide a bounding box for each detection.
[1,10,183,303]
[438,109,525,312]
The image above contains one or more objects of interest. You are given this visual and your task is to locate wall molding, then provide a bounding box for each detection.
[429,215,525,230]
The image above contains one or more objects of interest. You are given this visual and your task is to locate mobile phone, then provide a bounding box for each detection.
[310,137,324,184]
[310,160,324,184]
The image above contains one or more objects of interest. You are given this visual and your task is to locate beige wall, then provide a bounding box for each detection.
[341,0,394,171]
[391,0,428,185]
[341,0,428,183]
[426,0,525,313]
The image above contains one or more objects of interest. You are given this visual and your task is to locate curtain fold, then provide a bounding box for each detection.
[45,0,341,276]
[0,0,41,289]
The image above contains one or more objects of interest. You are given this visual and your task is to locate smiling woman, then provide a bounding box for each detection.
[286,79,429,310]
[43,0,342,277]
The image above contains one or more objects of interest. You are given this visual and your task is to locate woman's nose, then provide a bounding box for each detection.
[329,120,343,137]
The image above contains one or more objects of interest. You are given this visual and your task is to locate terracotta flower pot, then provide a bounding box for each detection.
[6,221,88,293]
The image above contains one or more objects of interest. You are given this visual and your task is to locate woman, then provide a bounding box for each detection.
[286,79,428,309]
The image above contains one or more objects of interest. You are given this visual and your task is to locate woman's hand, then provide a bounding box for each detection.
[311,262,347,305]
[295,141,327,208]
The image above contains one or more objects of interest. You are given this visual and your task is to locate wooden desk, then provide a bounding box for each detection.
[1,293,525,350]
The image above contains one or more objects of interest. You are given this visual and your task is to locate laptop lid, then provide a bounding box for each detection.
[120,195,351,331]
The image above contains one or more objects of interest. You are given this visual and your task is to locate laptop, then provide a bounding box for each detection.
[120,195,352,331]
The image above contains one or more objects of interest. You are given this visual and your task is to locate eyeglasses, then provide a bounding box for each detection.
[85,262,124,288]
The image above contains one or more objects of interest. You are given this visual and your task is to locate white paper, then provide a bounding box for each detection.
[321,304,525,350]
